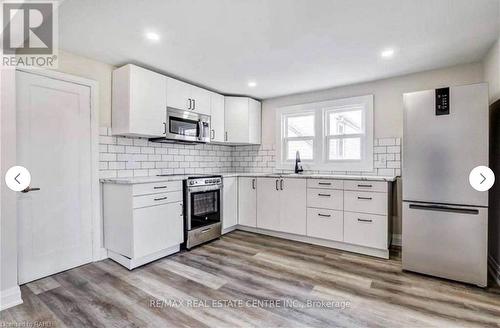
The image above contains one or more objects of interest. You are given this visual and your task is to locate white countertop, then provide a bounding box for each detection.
[101,173,397,184]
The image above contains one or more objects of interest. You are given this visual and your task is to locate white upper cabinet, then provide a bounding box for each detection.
[224,97,261,144]
[112,64,167,137]
[210,92,225,142]
[112,64,260,145]
[166,77,211,115]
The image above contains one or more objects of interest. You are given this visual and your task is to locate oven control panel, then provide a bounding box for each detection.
[188,177,222,186]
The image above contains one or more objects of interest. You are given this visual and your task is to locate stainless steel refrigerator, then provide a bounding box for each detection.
[402,83,489,287]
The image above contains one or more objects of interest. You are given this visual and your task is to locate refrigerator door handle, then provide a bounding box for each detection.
[408,204,479,215]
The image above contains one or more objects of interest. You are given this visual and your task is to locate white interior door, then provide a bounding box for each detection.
[17,71,93,284]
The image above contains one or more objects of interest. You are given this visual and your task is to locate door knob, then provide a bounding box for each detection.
[21,186,40,193]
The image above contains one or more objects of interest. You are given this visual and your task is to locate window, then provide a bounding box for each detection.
[326,107,364,161]
[283,113,315,161]
[275,95,373,171]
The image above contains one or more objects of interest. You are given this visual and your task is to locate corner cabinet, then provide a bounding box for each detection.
[112,64,167,137]
[224,97,261,144]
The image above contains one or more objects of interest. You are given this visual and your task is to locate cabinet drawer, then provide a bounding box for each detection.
[133,191,182,208]
[307,179,343,190]
[306,208,343,241]
[343,180,388,193]
[307,189,343,210]
[132,181,182,196]
[132,202,183,258]
[344,211,387,249]
[344,191,387,215]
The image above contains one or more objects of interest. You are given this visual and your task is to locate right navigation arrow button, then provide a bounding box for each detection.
[469,166,495,191]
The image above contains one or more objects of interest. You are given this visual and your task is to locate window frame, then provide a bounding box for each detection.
[275,95,373,172]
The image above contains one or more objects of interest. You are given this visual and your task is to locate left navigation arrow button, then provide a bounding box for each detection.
[5,166,31,192]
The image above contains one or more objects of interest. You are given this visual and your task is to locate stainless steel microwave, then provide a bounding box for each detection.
[151,108,211,143]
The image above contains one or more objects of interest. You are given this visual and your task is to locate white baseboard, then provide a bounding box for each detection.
[0,286,23,311]
[222,225,238,235]
[236,225,389,259]
[488,254,500,287]
[392,234,402,247]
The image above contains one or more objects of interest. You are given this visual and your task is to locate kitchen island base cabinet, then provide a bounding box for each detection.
[102,181,184,270]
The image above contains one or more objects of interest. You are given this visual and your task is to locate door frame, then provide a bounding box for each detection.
[4,69,105,285]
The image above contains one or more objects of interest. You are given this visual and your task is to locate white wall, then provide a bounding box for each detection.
[261,62,484,145]
[484,38,500,104]
[0,69,22,310]
[54,50,115,126]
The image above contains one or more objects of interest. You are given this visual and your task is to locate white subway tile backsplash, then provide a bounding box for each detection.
[98,129,401,179]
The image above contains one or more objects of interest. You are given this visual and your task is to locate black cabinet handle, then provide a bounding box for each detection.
[193,99,196,110]
[153,186,167,189]
[163,122,166,134]
[318,213,331,217]
[357,196,372,200]
[275,179,279,191]
[280,179,283,190]
[357,218,373,223]
[188,98,192,110]
[154,196,167,201]
[225,132,228,141]
[357,184,372,188]
[318,193,331,197]
[252,179,256,189]
[211,129,215,140]
[318,182,331,185]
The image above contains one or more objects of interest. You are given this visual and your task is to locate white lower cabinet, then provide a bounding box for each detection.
[343,211,388,249]
[256,178,306,235]
[133,202,183,258]
[344,190,388,215]
[279,178,307,235]
[306,208,343,242]
[238,177,257,227]
[256,178,281,231]
[222,177,238,232]
[102,181,184,269]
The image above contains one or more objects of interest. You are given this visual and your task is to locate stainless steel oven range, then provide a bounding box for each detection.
[183,176,222,249]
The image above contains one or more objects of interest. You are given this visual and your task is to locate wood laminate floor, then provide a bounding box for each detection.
[1,231,500,327]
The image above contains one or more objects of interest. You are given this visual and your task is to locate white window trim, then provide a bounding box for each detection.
[275,95,373,172]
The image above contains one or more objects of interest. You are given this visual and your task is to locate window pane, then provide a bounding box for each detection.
[287,140,313,160]
[329,138,361,160]
[286,115,314,137]
[329,109,363,135]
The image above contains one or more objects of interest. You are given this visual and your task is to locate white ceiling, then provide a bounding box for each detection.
[59,0,500,99]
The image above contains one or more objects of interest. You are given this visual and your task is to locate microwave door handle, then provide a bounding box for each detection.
[197,120,203,141]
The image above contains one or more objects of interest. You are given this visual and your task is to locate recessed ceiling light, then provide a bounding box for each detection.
[380,48,395,59]
[248,81,257,88]
[145,32,160,41]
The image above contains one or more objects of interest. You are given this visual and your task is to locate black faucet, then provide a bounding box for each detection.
[295,151,304,174]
